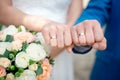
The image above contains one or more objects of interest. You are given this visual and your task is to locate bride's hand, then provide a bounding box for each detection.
[41,22,72,48]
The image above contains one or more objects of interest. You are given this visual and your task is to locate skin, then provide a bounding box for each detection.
[0,0,106,58]
[49,0,83,58]
[69,20,107,51]
[0,0,82,58]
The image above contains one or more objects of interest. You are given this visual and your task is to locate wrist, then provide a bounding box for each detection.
[23,15,51,32]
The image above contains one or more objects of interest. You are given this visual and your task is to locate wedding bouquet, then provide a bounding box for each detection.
[0,25,54,80]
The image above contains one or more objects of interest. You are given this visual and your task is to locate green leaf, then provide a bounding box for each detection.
[0,55,4,58]
[22,41,28,51]
[36,65,43,75]
[0,77,5,80]
[32,31,37,35]
[5,35,14,42]
[49,58,55,65]
[0,24,3,30]
[4,49,10,58]
[29,59,35,65]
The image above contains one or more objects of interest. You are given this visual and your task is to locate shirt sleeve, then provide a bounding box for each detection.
[72,0,111,54]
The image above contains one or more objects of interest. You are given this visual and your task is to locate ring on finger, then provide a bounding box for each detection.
[79,32,85,36]
[50,35,56,39]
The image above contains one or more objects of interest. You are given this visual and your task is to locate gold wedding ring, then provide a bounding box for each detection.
[79,32,84,36]
[50,35,56,39]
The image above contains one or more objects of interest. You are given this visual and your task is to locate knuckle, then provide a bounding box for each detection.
[92,20,101,27]
[87,40,94,45]
[57,26,63,31]
[73,38,79,44]
[96,37,103,42]
[92,20,99,24]
[84,20,91,25]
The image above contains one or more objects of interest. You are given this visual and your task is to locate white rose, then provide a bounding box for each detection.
[29,63,38,71]
[35,33,45,44]
[0,42,11,55]
[0,58,11,68]
[15,52,30,68]
[3,25,17,36]
[35,33,50,54]
[10,40,22,51]
[0,32,6,41]
[1,25,17,41]
[15,70,36,80]
[26,43,46,61]
[6,73,15,80]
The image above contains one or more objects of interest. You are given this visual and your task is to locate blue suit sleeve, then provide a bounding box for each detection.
[73,0,111,54]
[76,0,111,26]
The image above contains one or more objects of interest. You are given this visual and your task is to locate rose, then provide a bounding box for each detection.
[14,32,35,43]
[37,59,51,80]
[0,66,6,77]
[0,25,18,41]
[29,63,38,71]
[0,42,11,55]
[0,58,11,68]
[15,70,36,80]
[10,40,22,51]
[35,33,50,54]
[3,25,18,35]
[6,73,14,80]
[35,33,45,44]
[26,43,46,61]
[0,31,5,41]
[15,52,30,68]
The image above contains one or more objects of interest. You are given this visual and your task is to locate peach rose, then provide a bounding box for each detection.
[14,32,35,43]
[37,59,51,80]
[0,66,6,77]
[10,40,22,51]
[0,58,11,68]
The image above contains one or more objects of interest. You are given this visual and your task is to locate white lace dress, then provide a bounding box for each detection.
[12,0,74,80]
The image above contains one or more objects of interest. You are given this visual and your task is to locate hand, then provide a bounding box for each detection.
[41,22,72,48]
[70,20,107,50]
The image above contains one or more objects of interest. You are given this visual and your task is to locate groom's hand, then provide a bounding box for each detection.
[41,22,72,48]
[70,20,107,50]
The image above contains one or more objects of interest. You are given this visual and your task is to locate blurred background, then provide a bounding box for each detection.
[73,0,96,80]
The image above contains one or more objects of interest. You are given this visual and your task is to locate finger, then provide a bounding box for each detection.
[42,27,50,44]
[71,27,79,45]
[56,25,64,48]
[93,20,104,42]
[66,44,74,52]
[50,26,57,47]
[77,23,86,45]
[92,37,107,50]
[97,37,107,50]
[84,21,94,45]
[64,26,72,46]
